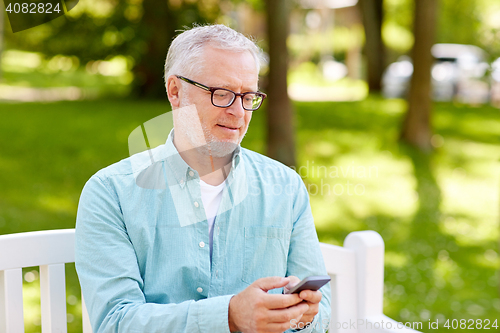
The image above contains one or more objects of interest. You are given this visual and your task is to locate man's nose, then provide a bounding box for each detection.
[226,96,246,118]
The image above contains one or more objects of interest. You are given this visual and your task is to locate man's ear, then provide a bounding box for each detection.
[166,75,181,108]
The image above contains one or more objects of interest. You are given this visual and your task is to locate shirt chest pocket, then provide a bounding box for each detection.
[242,226,291,285]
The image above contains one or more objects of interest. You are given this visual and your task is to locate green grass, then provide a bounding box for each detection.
[291,97,500,332]
[1,50,133,98]
[0,99,168,332]
[0,96,499,332]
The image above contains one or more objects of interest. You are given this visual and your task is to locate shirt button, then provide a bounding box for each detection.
[199,241,205,248]
[194,201,199,208]
[189,170,194,177]
[179,179,184,185]
[197,287,203,293]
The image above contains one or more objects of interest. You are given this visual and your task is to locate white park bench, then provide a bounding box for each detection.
[0,229,421,333]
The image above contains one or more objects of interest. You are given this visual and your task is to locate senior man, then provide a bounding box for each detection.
[76,24,330,333]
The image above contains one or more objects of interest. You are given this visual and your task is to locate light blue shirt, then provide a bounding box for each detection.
[75,131,331,333]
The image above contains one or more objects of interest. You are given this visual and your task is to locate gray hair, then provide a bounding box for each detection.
[164,24,263,87]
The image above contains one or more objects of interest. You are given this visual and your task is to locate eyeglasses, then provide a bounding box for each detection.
[176,75,266,111]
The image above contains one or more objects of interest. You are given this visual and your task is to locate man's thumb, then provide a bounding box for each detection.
[253,276,289,292]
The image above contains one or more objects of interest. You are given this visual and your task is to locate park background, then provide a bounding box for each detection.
[0,0,499,332]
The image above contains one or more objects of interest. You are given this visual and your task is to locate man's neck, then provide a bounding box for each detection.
[173,136,234,186]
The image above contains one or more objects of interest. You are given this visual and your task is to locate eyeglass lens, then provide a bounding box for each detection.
[212,89,263,110]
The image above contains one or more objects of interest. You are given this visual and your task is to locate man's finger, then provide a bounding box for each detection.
[266,302,309,323]
[283,275,301,294]
[252,276,289,292]
[299,290,322,304]
[265,321,304,333]
[264,293,304,309]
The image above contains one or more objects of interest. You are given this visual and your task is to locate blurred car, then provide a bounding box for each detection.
[382,43,490,104]
[381,55,413,99]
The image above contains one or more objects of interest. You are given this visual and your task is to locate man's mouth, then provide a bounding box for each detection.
[217,124,239,130]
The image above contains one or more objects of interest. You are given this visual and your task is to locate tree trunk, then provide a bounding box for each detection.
[132,1,177,99]
[358,0,385,92]
[400,0,438,151]
[265,0,295,167]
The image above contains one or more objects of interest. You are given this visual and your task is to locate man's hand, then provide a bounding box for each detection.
[284,276,322,329]
[228,277,309,333]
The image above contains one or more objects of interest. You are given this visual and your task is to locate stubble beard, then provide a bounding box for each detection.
[177,95,244,158]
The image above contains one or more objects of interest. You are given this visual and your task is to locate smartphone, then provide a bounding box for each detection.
[284,275,331,294]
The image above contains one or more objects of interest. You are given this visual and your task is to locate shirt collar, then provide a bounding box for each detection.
[164,129,242,188]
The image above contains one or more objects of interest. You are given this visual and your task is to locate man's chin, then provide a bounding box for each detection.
[198,141,238,158]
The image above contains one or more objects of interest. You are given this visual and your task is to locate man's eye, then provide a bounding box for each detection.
[216,91,229,97]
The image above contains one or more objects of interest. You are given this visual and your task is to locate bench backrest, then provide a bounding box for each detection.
[0,229,91,333]
[1,229,418,333]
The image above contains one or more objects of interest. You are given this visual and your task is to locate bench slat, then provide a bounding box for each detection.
[40,263,67,333]
[82,294,92,333]
[0,268,24,333]
[0,229,75,270]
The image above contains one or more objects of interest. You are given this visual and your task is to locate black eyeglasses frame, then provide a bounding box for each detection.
[175,75,267,111]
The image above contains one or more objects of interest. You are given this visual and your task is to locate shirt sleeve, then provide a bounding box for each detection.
[285,173,332,333]
[75,175,233,333]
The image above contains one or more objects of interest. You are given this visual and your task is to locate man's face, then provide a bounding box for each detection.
[174,46,258,157]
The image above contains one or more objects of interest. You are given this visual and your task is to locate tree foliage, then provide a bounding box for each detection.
[383,0,500,59]
[437,0,481,46]
[4,0,220,98]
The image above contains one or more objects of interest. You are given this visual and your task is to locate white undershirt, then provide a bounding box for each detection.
[199,179,225,262]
